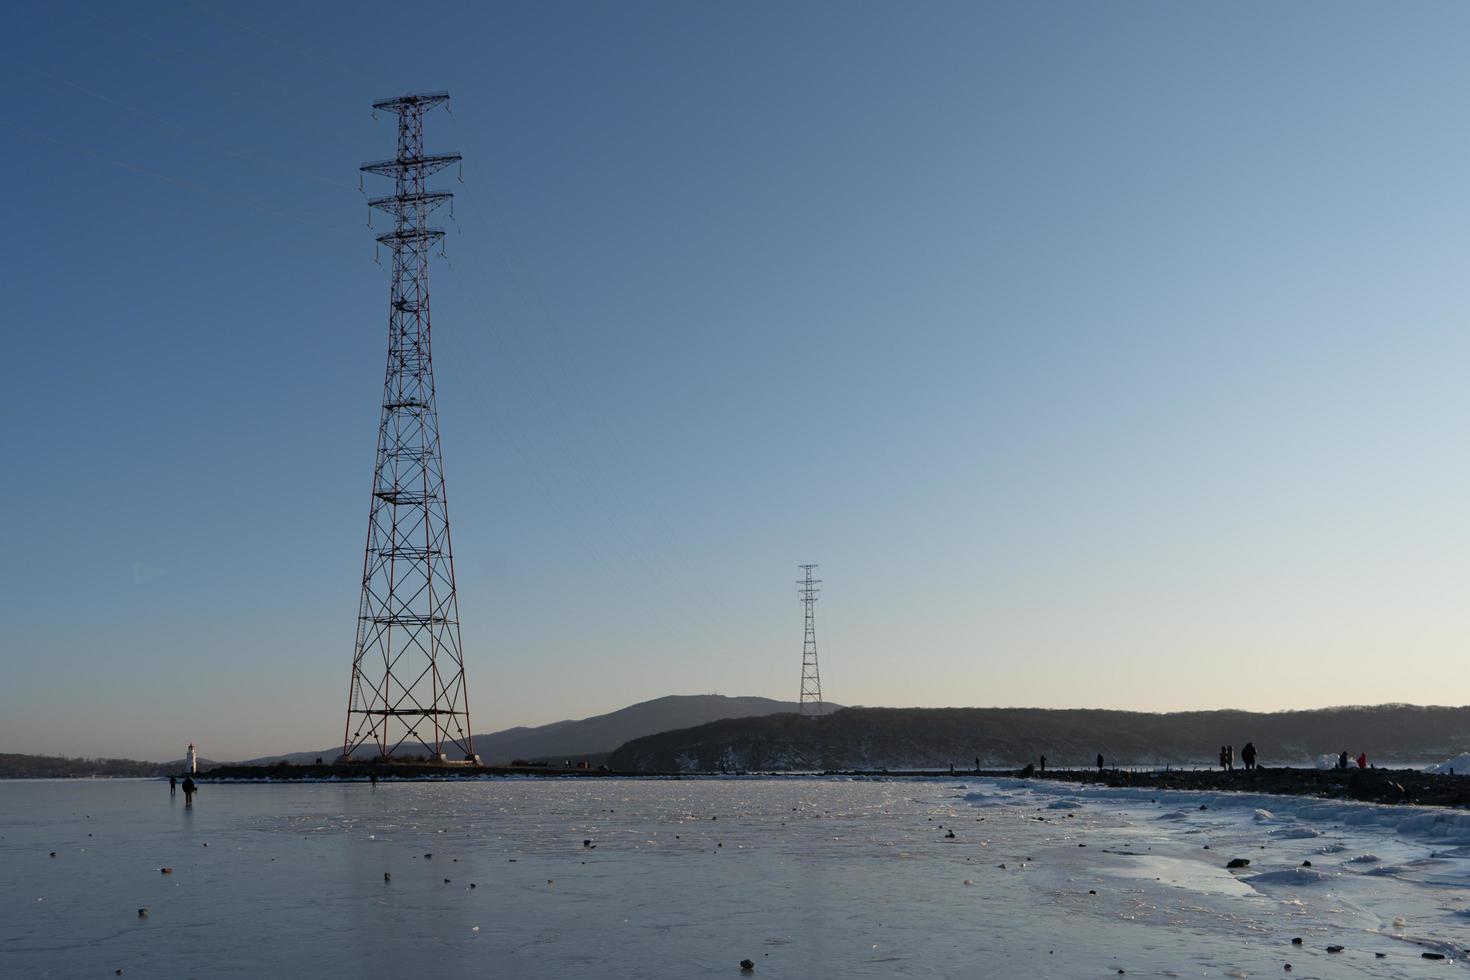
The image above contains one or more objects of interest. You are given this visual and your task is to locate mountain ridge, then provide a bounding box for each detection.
[238,694,836,765]
[605,704,1470,772]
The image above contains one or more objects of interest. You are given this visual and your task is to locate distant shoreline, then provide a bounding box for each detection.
[187,762,1470,808]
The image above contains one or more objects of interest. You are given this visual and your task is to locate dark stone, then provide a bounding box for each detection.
[1300,861,1311,867]
[137,908,148,918]
[1423,953,1445,960]
[740,959,755,971]
[1290,938,1302,945]
[1088,889,1096,895]
[1226,859,1250,869]
[1326,945,1343,953]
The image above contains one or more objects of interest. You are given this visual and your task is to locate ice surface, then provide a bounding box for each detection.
[2,776,1468,978]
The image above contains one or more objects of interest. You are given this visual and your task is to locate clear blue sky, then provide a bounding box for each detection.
[5,2,1470,761]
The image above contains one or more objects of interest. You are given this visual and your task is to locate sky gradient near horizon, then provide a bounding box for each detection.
[5,2,1470,760]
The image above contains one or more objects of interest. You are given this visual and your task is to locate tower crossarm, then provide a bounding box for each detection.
[360,153,462,179]
[375,227,447,246]
[373,91,451,113]
[369,191,455,219]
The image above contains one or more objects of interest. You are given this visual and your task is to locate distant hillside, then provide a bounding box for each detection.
[0,754,221,778]
[244,694,837,766]
[605,704,1470,772]
[0,754,164,779]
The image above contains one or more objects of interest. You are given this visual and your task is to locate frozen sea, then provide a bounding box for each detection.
[4,777,1470,979]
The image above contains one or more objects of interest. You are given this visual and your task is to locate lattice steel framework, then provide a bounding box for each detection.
[797,564,823,716]
[342,91,476,762]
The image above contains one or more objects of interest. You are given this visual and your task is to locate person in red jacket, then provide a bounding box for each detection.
[1356,752,1368,769]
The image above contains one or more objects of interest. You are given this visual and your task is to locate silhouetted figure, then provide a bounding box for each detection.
[1040,754,1046,773]
[974,756,980,773]
[949,763,955,775]
[1226,745,1235,772]
[1241,742,1257,771]
[369,772,377,788]
[181,776,196,808]
[1357,752,1368,769]
[1338,751,1349,770]
[1219,746,1229,771]
[1096,754,1104,772]
[169,776,176,797]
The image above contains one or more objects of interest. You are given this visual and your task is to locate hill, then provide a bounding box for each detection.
[243,694,836,765]
[0,754,165,778]
[604,704,1470,772]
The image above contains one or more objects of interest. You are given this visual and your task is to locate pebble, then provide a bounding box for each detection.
[1423,953,1445,960]
[470,883,477,889]
[1226,859,1250,869]
[1290,938,1302,945]
[159,868,174,875]
[137,908,149,918]
[1300,860,1310,867]
[1326,945,1343,953]
[1284,964,1291,972]
[739,959,754,971]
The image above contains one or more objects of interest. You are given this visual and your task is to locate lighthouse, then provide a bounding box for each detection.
[186,743,197,774]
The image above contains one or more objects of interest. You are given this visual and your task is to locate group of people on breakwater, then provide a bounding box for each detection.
[1217,742,1258,771]
[977,740,1381,774]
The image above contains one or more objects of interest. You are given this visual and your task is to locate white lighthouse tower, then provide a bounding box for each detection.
[186,743,198,774]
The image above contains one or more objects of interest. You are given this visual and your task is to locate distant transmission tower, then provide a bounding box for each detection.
[342,92,477,763]
[797,564,823,716]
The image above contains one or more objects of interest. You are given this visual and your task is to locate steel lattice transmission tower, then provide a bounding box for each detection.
[342,91,477,763]
[797,564,824,716]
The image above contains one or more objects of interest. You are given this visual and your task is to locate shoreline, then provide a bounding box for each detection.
[192,762,1470,807]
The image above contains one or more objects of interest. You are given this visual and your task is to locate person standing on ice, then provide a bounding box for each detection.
[1357,752,1368,769]
[1219,746,1229,770]
[1338,750,1349,769]
[1241,742,1257,770]
[1039,754,1046,773]
[1096,753,1105,772]
[182,775,197,808]
[1226,745,1235,771]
